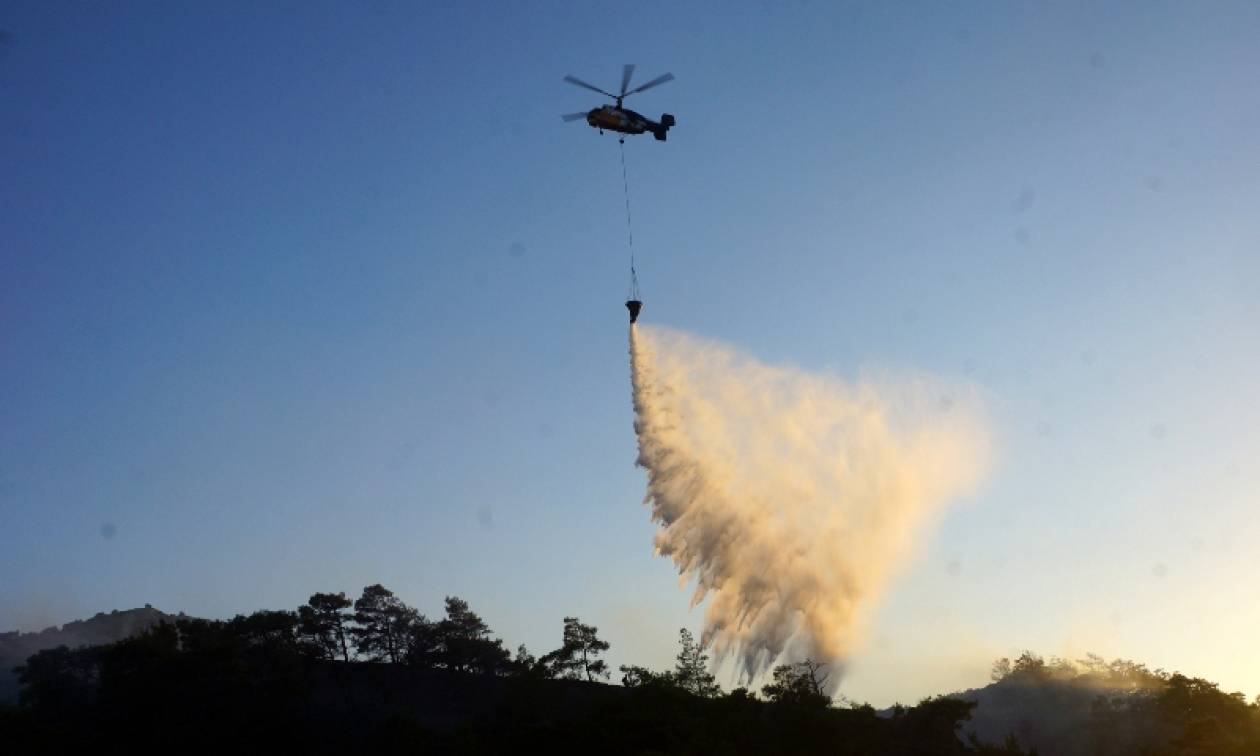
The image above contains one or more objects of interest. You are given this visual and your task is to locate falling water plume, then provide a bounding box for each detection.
[629,324,990,689]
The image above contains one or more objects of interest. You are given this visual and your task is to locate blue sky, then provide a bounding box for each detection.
[3,1,1259,705]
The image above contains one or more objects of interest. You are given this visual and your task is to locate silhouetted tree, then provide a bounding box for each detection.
[619,664,676,689]
[404,614,442,668]
[506,644,555,679]
[542,616,609,681]
[297,592,352,661]
[14,645,101,711]
[350,584,416,663]
[1009,651,1047,681]
[228,610,299,649]
[1152,673,1256,755]
[435,596,509,675]
[761,659,831,708]
[672,628,720,697]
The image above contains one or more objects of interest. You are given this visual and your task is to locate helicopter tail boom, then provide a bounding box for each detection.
[652,113,676,141]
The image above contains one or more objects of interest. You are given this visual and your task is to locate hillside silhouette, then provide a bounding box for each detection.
[4,587,1259,754]
[0,605,180,704]
[1,585,1029,755]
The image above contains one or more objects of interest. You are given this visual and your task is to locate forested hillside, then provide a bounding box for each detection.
[1,585,1023,755]
[5,587,1258,755]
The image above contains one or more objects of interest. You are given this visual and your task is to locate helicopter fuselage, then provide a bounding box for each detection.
[585,105,675,141]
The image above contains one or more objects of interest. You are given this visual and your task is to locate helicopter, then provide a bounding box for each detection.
[561,65,676,142]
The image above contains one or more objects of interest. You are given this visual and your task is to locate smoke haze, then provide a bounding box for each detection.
[629,325,991,688]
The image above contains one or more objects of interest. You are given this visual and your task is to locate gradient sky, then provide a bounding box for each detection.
[3,2,1259,706]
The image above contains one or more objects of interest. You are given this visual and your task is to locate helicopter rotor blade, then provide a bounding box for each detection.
[620,64,636,96]
[623,72,674,97]
[562,75,617,99]
[561,112,588,122]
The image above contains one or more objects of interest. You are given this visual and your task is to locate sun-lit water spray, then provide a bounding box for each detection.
[629,324,990,689]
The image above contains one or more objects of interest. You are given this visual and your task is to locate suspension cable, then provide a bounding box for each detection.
[619,139,639,300]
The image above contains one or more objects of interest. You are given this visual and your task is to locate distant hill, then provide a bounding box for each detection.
[928,654,1184,755]
[0,606,183,703]
[949,675,1135,754]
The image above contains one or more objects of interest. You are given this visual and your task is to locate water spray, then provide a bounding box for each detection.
[628,325,990,689]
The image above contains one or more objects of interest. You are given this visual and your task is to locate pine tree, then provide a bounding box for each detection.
[673,628,721,697]
[297,592,352,661]
[542,616,610,681]
[349,584,417,663]
[435,596,509,674]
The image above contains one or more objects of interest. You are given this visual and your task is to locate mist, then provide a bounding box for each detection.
[629,325,991,688]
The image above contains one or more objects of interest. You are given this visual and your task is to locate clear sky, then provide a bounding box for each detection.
[2,1,1259,706]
